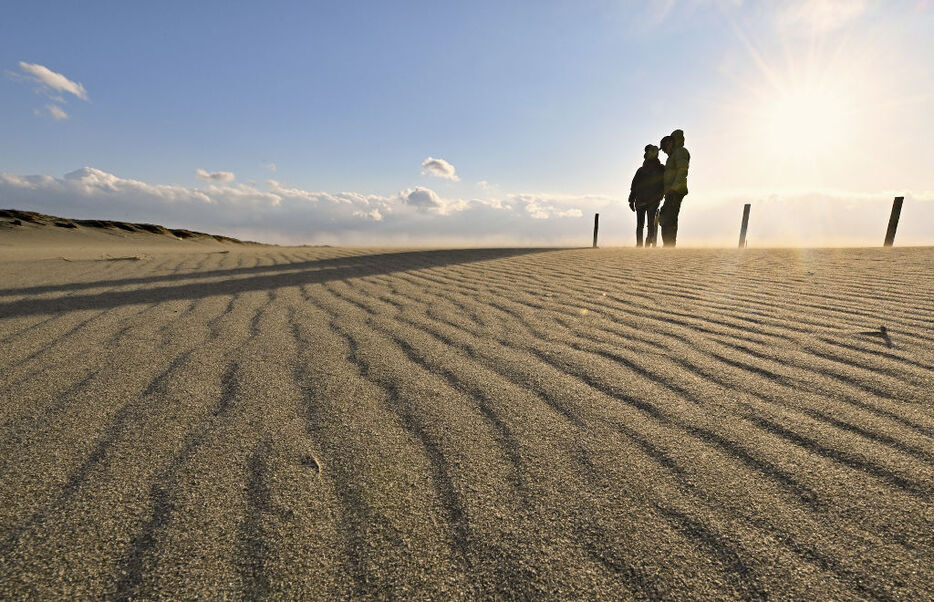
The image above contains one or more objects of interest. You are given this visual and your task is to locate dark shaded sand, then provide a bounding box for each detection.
[1,233,933,598]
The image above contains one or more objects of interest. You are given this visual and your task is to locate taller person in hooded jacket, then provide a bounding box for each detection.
[659,129,690,247]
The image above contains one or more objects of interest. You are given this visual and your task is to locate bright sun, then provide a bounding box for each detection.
[762,85,849,158]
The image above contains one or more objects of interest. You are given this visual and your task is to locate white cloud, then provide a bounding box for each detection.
[203,183,281,207]
[421,157,460,181]
[17,61,88,101]
[353,208,383,221]
[267,179,394,210]
[508,193,599,220]
[196,168,236,183]
[401,186,471,215]
[62,167,213,203]
[264,162,277,173]
[776,0,868,33]
[267,179,319,202]
[402,186,442,209]
[32,104,69,120]
[473,196,509,210]
[46,104,69,120]
[477,180,504,195]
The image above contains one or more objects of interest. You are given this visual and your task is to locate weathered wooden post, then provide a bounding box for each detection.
[592,213,599,248]
[883,196,904,247]
[738,203,751,248]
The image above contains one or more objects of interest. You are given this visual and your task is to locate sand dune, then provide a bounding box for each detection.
[1,236,932,598]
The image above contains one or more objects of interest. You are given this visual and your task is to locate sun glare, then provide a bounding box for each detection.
[763,85,848,157]
[715,6,886,180]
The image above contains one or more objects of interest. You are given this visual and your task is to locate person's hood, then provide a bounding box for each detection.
[671,129,685,148]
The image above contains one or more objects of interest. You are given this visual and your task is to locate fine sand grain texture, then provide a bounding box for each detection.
[1,234,933,599]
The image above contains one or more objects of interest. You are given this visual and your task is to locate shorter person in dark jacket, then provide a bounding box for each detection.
[627,143,665,247]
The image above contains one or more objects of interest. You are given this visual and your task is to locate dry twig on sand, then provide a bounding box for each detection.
[856,324,893,347]
[100,254,148,261]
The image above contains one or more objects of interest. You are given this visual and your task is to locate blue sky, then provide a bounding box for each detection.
[2,1,933,245]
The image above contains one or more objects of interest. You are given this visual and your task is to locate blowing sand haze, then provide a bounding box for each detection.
[1,223,933,598]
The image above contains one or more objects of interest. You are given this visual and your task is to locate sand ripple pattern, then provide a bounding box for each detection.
[1,246,933,599]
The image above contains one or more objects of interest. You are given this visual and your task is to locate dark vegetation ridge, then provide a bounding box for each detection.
[0,208,254,244]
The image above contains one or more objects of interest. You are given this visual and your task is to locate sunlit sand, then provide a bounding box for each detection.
[1,217,932,598]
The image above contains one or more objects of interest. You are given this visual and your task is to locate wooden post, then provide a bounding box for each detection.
[738,203,751,248]
[592,213,599,248]
[883,196,904,247]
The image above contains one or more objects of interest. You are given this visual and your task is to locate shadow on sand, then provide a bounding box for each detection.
[0,248,566,319]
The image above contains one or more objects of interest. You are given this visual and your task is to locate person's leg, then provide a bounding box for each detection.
[647,203,659,246]
[668,193,684,246]
[636,207,645,247]
[660,194,683,247]
[659,197,673,246]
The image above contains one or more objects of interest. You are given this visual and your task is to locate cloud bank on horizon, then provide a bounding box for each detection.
[0,166,608,245]
[1,166,931,247]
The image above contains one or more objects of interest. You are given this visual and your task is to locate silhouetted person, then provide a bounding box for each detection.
[627,144,664,247]
[659,129,690,247]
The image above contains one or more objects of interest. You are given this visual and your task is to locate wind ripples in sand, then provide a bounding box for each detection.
[0,246,932,599]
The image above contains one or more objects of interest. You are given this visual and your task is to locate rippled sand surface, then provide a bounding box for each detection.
[1,242,933,599]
